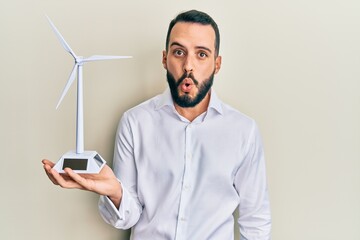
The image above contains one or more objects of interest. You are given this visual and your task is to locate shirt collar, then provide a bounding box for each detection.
[155,87,223,116]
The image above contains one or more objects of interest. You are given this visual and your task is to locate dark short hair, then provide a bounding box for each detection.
[165,10,220,56]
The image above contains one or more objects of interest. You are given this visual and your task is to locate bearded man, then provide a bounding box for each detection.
[43,9,271,240]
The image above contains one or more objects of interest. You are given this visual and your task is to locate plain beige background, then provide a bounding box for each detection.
[1,0,359,239]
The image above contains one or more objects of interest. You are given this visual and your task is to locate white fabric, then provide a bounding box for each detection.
[99,88,271,240]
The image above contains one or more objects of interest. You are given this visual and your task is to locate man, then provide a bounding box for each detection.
[43,10,271,239]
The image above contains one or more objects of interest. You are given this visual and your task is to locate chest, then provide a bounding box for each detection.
[132,117,248,185]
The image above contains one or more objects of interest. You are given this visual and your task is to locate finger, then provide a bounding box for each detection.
[42,159,55,167]
[43,164,59,185]
[64,168,93,191]
[50,168,84,189]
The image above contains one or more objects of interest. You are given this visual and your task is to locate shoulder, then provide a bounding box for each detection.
[121,93,162,123]
[220,102,263,151]
[220,101,256,129]
[216,100,263,147]
[209,90,255,128]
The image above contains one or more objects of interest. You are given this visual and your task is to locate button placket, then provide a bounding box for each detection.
[174,123,193,240]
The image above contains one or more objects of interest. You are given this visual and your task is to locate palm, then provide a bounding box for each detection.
[42,159,121,199]
[72,165,119,196]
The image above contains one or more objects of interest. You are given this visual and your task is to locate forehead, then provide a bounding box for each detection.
[169,22,216,51]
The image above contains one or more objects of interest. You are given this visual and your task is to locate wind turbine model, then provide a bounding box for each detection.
[46,16,132,174]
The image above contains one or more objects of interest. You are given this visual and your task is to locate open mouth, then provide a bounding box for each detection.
[180,79,194,93]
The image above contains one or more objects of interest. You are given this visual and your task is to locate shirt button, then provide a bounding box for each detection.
[180,217,186,221]
[184,185,190,191]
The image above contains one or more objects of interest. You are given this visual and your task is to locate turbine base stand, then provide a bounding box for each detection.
[53,150,106,174]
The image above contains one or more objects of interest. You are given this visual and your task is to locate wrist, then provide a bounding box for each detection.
[108,181,122,208]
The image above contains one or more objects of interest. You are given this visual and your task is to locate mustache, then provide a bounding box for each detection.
[176,72,199,87]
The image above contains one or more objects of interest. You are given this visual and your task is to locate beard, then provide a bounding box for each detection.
[166,70,215,108]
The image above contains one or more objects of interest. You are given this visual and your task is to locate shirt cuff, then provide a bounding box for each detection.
[99,180,131,222]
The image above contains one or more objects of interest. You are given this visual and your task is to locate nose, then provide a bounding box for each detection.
[183,56,194,73]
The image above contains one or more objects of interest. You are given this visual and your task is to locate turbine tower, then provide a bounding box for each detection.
[46,16,132,173]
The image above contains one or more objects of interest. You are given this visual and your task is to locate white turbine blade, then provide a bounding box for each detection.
[46,15,77,59]
[82,55,132,62]
[56,64,78,109]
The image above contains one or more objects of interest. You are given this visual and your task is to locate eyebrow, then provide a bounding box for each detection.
[170,41,213,54]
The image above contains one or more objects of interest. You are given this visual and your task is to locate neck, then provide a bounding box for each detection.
[174,92,211,122]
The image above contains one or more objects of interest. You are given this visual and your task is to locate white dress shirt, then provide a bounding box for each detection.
[98,88,271,240]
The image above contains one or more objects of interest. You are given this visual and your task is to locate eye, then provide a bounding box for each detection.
[173,49,185,57]
[198,52,208,58]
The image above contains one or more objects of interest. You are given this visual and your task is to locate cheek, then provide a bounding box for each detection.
[167,59,183,77]
[197,62,216,78]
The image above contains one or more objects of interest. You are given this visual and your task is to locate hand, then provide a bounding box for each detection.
[42,159,122,207]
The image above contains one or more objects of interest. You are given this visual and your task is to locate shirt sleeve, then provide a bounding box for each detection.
[98,112,143,229]
[234,121,271,240]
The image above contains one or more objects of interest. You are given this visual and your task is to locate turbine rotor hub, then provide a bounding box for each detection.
[75,56,84,65]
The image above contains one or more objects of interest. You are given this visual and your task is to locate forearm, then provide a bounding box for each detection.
[238,191,271,240]
[236,122,271,239]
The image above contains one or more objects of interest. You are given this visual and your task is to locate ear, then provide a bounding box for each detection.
[214,55,222,74]
[162,50,167,70]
